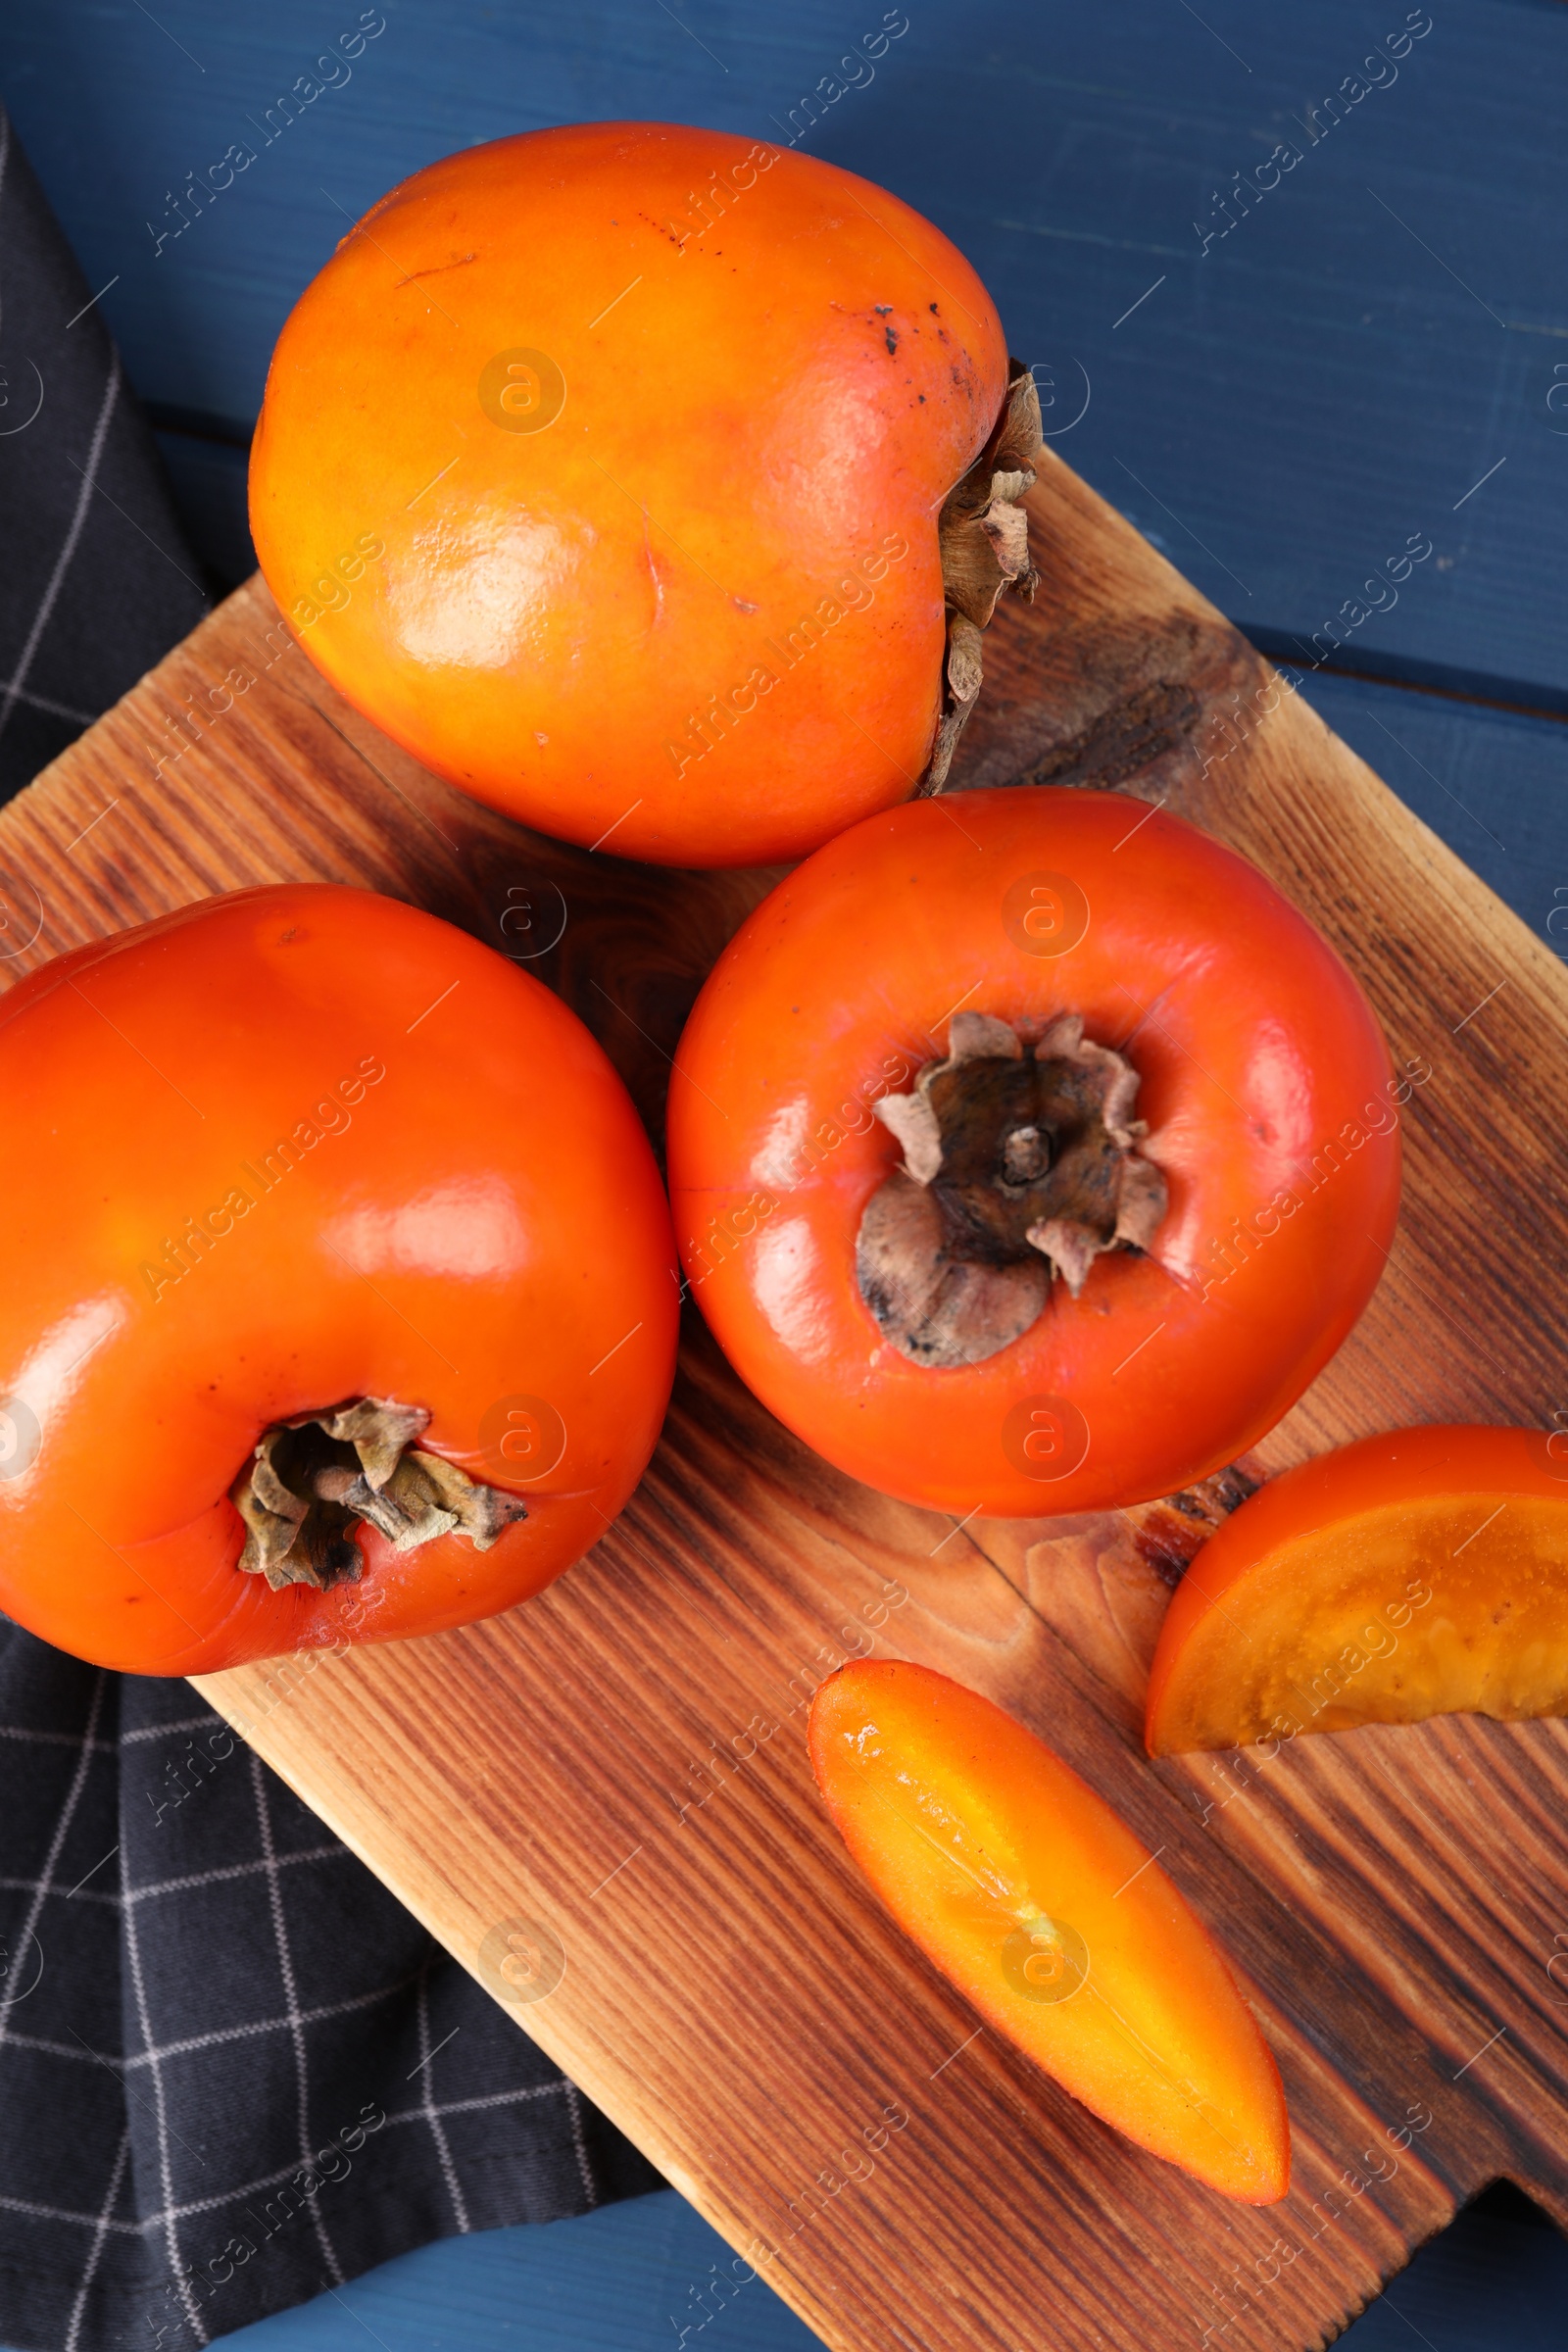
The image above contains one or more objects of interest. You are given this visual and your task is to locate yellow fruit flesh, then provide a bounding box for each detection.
[816,1671,1288,2201]
[1152,1492,1568,1753]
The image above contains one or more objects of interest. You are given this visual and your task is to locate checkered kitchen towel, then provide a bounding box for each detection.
[0,107,209,801]
[0,105,660,2352]
[0,1636,659,2352]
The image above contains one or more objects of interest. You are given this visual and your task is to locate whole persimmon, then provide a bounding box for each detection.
[249,122,1037,867]
[0,886,677,1674]
[666,787,1402,1518]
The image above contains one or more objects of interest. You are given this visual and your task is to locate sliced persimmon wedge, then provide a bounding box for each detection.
[809,1659,1289,2202]
[1146,1425,1568,1756]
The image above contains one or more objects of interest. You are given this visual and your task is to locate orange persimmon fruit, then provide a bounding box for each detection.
[666,786,1401,1517]
[249,122,1027,867]
[0,885,677,1674]
[810,1660,1289,2200]
[1147,1425,1568,1754]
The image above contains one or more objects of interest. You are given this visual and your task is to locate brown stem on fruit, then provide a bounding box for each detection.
[230,1396,528,1592]
[857,1011,1167,1368]
[1129,1465,1261,1589]
[916,359,1043,795]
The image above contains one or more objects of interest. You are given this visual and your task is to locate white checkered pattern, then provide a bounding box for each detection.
[0,1632,659,2352]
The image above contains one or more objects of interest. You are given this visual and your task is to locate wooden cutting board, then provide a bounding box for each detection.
[5,445,1568,2352]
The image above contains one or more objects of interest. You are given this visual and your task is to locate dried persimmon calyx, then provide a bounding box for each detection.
[231,1396,527,1592]
[857,1010,1167,1368]
[917,359,1044,795]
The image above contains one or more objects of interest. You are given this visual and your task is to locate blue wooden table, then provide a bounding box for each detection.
[3,4,1565,2344]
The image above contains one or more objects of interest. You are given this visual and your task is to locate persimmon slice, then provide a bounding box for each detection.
[809,1660,1289,2202]
[1146,1426,1568,1755]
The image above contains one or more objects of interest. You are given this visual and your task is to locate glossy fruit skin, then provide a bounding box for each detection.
[665,787,1401,1517]
[1146,1425,1568,1754]
[249,122,1010,868]
[810,1659,1289,2201]
[0,885,677,1675]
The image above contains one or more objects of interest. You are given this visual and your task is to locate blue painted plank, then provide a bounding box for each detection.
[2,2,1565,703]
[1292,668,1568,954]
[1339,2188,1568,2350]
[210,2189,820,2352]
[171,2180,1568,2352]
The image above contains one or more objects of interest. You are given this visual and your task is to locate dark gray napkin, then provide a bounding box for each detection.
[0,107,210,801]
[0,1636,658,2352]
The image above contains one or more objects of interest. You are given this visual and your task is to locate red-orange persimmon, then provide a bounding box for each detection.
[0,885,677,1673]
[666,788,1402,1517]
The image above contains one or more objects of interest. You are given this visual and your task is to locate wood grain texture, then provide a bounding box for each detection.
[4,446,1568,2352]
